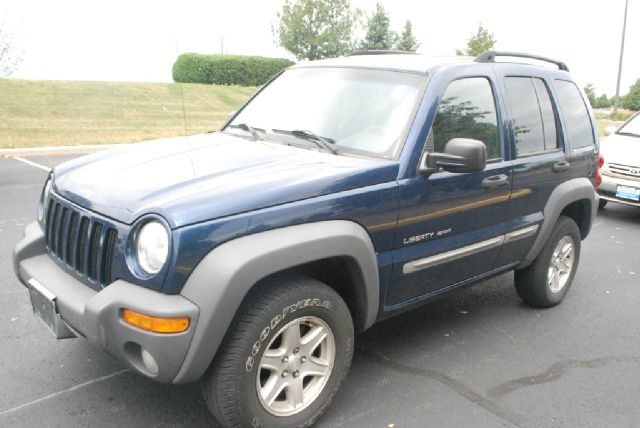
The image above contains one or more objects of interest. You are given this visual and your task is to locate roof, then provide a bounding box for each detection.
[290,51,570,75]
[291,53,475,74]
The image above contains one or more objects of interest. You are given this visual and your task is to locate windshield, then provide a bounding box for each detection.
[617,113,640,137]
[225,67,426,158]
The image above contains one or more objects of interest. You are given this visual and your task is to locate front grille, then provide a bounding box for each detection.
[608,163,640,180]
[45,198,118,287]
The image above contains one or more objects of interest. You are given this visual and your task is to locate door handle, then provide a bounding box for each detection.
[552,161,570,173]
[481,174,509,189]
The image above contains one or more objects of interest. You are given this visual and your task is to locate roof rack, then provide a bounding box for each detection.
[346,50,417,57]
[474,51,569,72]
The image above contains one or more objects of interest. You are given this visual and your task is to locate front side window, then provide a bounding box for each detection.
[504,77,558,157]
[226,67,426,159]
[554,80,595,149]
[429,77,500,160]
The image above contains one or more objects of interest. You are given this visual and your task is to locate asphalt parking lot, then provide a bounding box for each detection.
[1,154,639,428]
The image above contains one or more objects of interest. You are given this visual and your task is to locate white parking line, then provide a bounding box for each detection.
[0,369,129,416]
[12,157,52,172]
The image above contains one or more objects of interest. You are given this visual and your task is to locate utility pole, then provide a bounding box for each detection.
[613,0,629,117]
[220,34,224,54]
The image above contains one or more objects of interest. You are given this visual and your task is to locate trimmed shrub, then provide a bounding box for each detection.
[172,54,294,86]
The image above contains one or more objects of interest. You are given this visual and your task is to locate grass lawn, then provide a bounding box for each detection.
[0,79,629,149]
[0,79,257,149]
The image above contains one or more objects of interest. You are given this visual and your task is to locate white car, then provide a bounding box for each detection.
[598,112,640,208]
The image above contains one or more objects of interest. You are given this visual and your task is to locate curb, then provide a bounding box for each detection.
[0,144,127,157]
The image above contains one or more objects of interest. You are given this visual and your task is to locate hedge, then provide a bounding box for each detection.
[172,53,295,87]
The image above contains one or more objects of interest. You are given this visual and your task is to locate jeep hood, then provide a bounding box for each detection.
[52,133,399,227]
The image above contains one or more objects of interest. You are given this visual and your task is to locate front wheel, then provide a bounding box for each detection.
[202,275,354,428]
[598,198,607,210]
[515,216,581,308]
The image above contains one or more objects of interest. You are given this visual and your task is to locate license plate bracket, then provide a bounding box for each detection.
[28,279,75,339]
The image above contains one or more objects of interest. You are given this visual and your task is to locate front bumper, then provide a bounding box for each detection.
[597,173,640,207]
[13,222,200,383]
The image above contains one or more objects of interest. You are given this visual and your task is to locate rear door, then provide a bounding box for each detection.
[493,72,569,266]
[386,73,512,307]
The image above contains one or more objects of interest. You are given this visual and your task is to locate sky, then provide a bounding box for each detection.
[2,0,638,97]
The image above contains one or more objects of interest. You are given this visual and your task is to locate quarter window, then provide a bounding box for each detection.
[429,77,500,160]
[554,80,595,149]
[504,77,558,157]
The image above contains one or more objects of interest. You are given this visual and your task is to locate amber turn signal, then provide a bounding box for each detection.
[122,309,189,333]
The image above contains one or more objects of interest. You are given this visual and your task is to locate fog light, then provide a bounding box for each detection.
[141,348,159,375]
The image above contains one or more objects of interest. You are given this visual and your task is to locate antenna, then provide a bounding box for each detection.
[174,38,197,174]
[174,38,189,139]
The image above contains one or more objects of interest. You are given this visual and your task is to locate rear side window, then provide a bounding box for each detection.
[554,80,595,149]
[504,77,558,157]
[429,77,500,160]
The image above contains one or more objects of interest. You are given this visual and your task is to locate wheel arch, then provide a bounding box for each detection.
[172,220,379,384]
[518,177,596,269]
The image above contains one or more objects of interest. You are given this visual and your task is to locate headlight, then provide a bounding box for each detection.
[136,221,169,275]
[39,179,52,223]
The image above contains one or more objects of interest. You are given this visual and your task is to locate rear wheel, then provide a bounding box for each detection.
[202,274,354,428]
[515,216,581,308]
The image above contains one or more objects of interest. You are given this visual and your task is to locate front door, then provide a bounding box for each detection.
[386,76,511,307]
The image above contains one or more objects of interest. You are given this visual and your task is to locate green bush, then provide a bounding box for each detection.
[621,79,640,111]
[172,54,294,86]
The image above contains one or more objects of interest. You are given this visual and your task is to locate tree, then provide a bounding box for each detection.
[621,79,640,111]
[274,0,358,61]
[0,21,22,77]
[595,94,612,109]
[395,20,420,52]
[583,83,596,108]
[455,23,496,56]
[360,3,396,50]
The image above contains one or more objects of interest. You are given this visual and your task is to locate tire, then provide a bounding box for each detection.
[202,274,354,428]
[515,216,581,308]
[598,199,607,210]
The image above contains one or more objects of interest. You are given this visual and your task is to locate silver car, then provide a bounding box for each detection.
[598,112,640,208]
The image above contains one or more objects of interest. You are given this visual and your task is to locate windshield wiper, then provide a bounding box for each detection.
[272,129,338,154]
[617,131,640,138]
[227,123,262,140]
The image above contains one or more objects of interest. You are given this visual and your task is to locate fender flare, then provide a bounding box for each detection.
[173,220,379,384]
[519,177,596,269]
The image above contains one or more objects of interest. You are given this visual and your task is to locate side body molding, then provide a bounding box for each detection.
[519,177,596,269]
[173,220,379,384]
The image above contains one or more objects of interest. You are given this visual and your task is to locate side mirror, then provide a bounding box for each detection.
[604,126,617,136]
[419,138,487,175]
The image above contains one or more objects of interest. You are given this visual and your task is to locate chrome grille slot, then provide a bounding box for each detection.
[65,212,79,265]
[45,201,55,248]
[101,229,118,285]
[57,208,68,261]
[77,217,89,274]
[44,197,118,288]
[608,163,640,179]
[50,203,61,255]
[87,223,103,281]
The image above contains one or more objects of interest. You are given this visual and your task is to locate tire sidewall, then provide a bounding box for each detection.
[535,217,581,304]
[237,285,353,428]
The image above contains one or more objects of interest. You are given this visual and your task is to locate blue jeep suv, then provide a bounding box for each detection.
[13,51,599,427]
